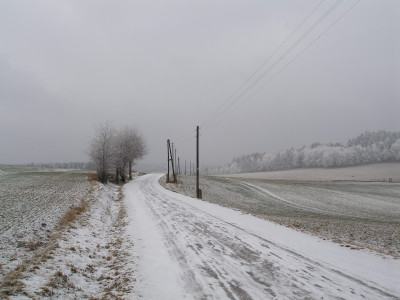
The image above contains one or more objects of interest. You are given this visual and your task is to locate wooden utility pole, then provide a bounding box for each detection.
[196,126,201,198]
[185,160,186,175]
[171,142,174,174]
[168,140,176,182]
[167,139,170,182]
[174,149,177,175]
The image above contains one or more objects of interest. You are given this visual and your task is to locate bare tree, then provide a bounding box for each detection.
[113,129,131,183]
[88,121,115,183]
[88,122,147,184]
[125,127,147,180]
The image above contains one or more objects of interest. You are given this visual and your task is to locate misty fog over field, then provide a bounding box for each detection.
[0,1,399,167]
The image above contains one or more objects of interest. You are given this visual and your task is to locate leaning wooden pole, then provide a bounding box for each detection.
[169,142,176,183]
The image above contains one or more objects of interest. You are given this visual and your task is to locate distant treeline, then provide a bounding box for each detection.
[205,131,400,175]
[26,162,95,170]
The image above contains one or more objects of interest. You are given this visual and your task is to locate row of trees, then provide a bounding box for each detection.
[88,121,147,183]
[26,161,95,169]
[205,131,400,175]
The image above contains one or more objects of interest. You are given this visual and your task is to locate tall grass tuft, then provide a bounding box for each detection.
[87,172,98,181]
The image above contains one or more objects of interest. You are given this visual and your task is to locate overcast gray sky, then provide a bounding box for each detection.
[0,0,399,169]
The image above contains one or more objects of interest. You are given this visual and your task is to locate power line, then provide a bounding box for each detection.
[200,0,327,130]
[202,0,361,131]
[171,0,361,146]
[201,0,345,132]
[171,1,333,144]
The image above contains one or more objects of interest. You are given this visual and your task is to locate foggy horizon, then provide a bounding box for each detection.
[1,1,399,168]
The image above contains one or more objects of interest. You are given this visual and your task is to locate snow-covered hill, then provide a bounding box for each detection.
[224,162,400,182]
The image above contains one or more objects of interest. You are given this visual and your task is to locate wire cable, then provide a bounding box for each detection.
[202,0,361,132]
[199,0,327,129]
[201,0,344,132]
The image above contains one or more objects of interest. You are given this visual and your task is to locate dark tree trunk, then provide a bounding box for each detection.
[129,160,133,180]
[116,167,119,184]
[100,170,107,184]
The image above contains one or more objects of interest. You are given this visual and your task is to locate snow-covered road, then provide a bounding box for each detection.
[124,174,400,299]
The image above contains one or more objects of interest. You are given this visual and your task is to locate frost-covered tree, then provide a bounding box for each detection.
[205,131,400,175]
[88,122,148,184]
[123,127,148,180]
[112,127,147,182]
[88,121,115,183]
[113,130,130,183]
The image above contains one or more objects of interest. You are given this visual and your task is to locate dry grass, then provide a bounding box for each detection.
[48,271,68,288]
[59,202,88,227]
[58,185,94,228]
[27,240,44,251]
[118,187,124,201]
[87,172,98,181]
[0,266,26,296]
[0,183,97,298]
[40,270,80,297]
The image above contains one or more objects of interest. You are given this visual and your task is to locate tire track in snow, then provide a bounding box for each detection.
[236,180,345,217]
[140,183,276,299]
[126,174,399,299]
[165,185,399,299]
[137,179,207,299]
[137,177,289,299]
[157,184,396,299]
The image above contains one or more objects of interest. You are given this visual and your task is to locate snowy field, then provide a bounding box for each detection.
[0,165,92,283]
[223,163,400,182]
[129,174,400,299]
[1,170,399,299]
[165,167,400,257]
[0,166,136,298]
